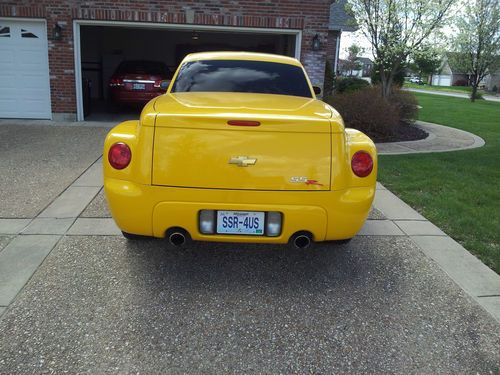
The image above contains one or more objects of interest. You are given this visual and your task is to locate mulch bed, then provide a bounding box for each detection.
[368,122,428,143]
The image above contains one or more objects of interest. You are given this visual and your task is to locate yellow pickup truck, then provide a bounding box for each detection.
[104,52,377,249]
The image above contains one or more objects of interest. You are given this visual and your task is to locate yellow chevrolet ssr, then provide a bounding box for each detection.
[104,52,377,249]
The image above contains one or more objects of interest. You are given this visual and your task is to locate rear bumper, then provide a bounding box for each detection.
[104,178,375,244]
[110,90,161,104]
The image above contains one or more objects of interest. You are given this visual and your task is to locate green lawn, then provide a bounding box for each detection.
[403,82,485,95]
[378,93,500,273]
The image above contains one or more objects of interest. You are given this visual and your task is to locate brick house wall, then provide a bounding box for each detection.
[0,1,331,120]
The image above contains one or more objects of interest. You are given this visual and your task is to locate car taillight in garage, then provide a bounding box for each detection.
[351,151,373,177]
[109,78,124,87]
[108,142,131,170]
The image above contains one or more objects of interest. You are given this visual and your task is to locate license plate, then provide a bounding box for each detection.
[132,83,145,90]
[216,211,265,235]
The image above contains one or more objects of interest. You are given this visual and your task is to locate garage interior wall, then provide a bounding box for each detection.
[81,26,296,100]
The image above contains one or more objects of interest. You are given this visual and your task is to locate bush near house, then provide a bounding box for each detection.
[326,86,419,140]
[390,89,419,120]
[453,79,468,86]
[323,60,335,97]
[335,77,370,93]
[472,92,484,100]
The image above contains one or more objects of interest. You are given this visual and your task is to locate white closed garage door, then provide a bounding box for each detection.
[0,19,51,119]
[432,75,452,87]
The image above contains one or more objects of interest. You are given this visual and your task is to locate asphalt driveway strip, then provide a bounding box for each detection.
[0,236,498,374]
[81,188,111,218]
[0,125,109,218]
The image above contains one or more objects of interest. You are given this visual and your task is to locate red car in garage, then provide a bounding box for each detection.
[109,60,172,106]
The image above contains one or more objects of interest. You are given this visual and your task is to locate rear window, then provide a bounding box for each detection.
[171,60,312,98]
[116,61,171,76]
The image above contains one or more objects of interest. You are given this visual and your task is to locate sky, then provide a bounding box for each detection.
[339,31,373,60]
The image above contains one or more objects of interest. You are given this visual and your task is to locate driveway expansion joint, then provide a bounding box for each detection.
[0,156,105,313]
[477,295,500,298]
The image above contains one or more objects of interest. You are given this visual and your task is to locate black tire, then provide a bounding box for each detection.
[122,231,149,240]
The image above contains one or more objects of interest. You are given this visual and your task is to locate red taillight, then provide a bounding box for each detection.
[351,151,373,177]
[227,120,261,127]
[108,142,131,170]
[109,77,124,87]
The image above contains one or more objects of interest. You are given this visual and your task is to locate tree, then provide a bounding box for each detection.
[452,0,500,102]
[343,44,363,76]
[348,0,455,98]
[413,48,442,84]
[324,60,335,97]
[371,61,406,87]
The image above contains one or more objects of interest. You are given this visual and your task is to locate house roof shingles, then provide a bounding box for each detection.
[329,0,358,31]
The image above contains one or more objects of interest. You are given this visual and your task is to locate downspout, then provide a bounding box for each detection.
[333,31,341,75]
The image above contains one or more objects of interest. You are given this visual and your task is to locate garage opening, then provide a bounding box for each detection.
[78,24,298,122]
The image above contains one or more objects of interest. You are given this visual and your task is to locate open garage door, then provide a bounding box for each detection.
[0,19,51,119]
[75,22,298,122]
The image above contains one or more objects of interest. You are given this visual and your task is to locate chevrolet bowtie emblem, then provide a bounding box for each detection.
[229,156,257,167]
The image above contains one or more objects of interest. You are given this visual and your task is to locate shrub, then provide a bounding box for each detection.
[471,91,484,100]
[493,85,498,93]
[323,60,335,97]
[325,86,419,139]
[326,86,400,138]
[453,79,468,86]
[389,88,419,121]
[335,77,370,94]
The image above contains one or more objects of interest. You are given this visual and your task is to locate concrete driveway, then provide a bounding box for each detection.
[0,124,109,218]
[0,124,499,374]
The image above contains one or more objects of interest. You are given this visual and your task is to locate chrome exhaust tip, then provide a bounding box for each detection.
[290,232,313,249]
[168,232,186,247]
[165,228,191,248]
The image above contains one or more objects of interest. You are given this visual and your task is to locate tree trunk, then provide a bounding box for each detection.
[379,64,397,99]
[470,74,478,102]
[471,83,478,103]
[380,73,394,98]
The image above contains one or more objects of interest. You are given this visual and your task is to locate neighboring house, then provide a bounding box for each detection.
[0,0,333,122]
[338,59,360,77]
[483,57,500,92]
[432,53,473,86]
[432,55,466,86]
[338,57,373,77]
[484,70,500,92]
[357,57,373,77]
[326,0,357,76]
[432,53,495,88]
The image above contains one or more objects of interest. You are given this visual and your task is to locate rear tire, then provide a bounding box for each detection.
[122,231,149,240]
